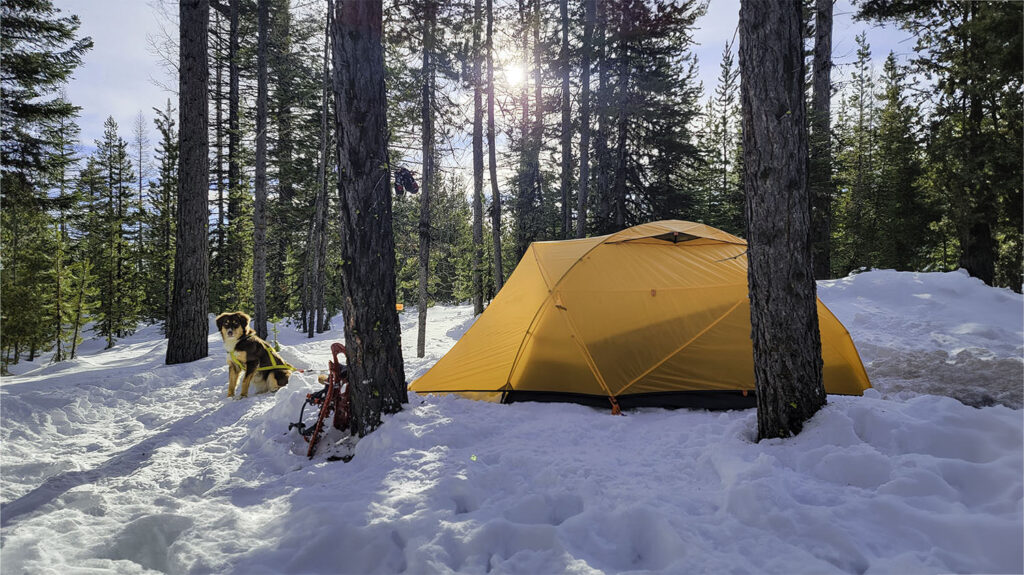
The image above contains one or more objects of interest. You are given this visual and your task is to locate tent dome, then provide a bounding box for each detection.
[410,220,870,410]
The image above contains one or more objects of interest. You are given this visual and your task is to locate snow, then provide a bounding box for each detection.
[2,269,1022,574]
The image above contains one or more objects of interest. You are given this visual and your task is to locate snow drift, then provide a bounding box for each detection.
[1,270,1021,574]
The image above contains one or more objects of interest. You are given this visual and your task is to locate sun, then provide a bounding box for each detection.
[504,64,526,88]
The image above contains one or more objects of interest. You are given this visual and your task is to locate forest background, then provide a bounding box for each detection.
[2,0,1020,371]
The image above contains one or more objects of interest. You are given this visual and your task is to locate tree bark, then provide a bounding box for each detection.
[515,0,532,259]
[739,0,825,440]
[809,0,832,280]
[577,0,595,239]
[212,12,225,277]
[253,0,268,339]
[167,0,209,365]
[271,0,295,319]
[594,0,611,233]
[331,0,407,437]
[959,3,996,286]
[227,0,239,221]
[472,0,485,314]
[559,0,572,238]
[486,0,504,291]
[307,0,331,339]
[611,0,630,231]
[531,0,543,227]
[417,0,436,359]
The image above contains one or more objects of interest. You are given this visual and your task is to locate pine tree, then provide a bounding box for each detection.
[0,0,92,203]
[858,0,1022,288]
[66,258,99,360]
[144,100,178,325]
[808,0,833,279]
[417,0,438,359]
[253,0,269,339]
[740,0,825,440]
[331,0,407,436]
[90,117,141,348]
[166,0,210,364]
[873,53,933,271]
[576,0,596,238]
[0,0,90,369]
[485,0,504,291]
[587,0,706,233]
[42,97,82,362]
[832,33,877,276]
[558,0,573,238]
[471,0,485,314]
[702,40,743,235]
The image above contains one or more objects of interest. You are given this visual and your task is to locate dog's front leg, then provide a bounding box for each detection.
[239,363,258,398]
[227,361,239,398]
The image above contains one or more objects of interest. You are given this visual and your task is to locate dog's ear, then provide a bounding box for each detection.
[215,312,231,330]
[237,312,252,328]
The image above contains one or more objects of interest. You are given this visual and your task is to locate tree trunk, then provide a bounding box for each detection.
[515,0,532,258]
[53,222,63,362]
[227,0,239,222]
[577,0,595,239]
[213,14,225,279]
[531,0,543,228]
[417,0,436,359]
[611,1,630,231]
[167,0,210,365]
[331,0,407,437]
[70,261,88,360]
[307,1,331,339]
[559,0,572,238]
[739,0,825,440]
[271,0,294,317]
[253,0,268,339]
[959,4,996,286]
[594,0,611,233]
[486,0,504,291]
[472,0,485,315]
[809,0,832,280]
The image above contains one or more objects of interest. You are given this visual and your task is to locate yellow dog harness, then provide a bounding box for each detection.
[230,343,296,373]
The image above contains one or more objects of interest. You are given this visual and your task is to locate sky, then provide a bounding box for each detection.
[51,0,914,158]
[52,0,173,150]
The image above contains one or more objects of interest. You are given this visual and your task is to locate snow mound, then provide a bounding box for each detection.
[820,269,1023,408]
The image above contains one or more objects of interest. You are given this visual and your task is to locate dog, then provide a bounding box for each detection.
[215,311,291,398]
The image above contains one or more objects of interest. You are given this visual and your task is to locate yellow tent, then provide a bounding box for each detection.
[409,220,870,410]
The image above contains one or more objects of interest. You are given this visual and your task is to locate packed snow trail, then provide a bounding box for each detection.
[1,271,1021,574]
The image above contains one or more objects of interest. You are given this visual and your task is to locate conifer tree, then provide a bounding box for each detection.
[0,0,90,369]
[485,0,504,290]
[701,40,743,235]
[740,0,825,440]
[144,100,178,325]
[331,0,407,436]
[90,117,141,348]
[42,98,82,362]
[166,0,210,364]
[471,0,485,314]
[576,0,595,238]
[833,33,877,276]
[808,0,833,279]
[873,53,933,271]
[859,0,1022,289]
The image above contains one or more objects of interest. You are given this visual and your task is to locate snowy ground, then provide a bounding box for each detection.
[1,269,1021,574]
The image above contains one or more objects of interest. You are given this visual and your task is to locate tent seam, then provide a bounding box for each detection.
[502,237,613,388]
[614,297,748,396]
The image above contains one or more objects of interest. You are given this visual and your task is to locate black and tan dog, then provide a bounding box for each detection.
[215,312,291,398]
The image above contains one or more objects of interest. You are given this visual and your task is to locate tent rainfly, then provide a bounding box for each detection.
[409,220,871,411]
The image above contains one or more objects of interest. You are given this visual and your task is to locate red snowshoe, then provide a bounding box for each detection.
[289,342,351,459]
